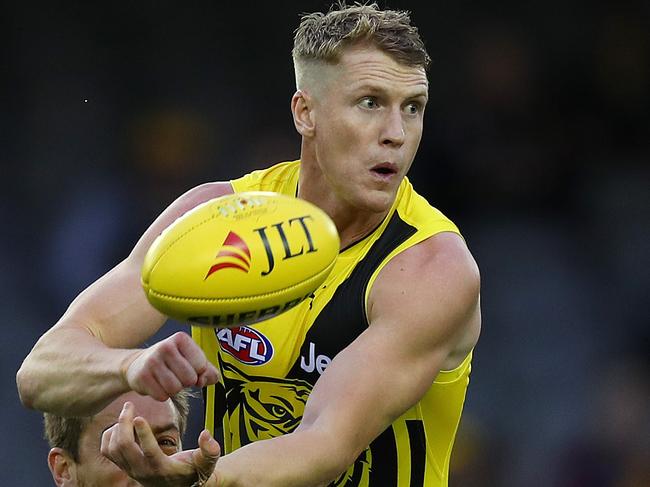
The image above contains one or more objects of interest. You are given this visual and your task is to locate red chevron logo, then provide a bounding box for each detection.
[205,231,251,279]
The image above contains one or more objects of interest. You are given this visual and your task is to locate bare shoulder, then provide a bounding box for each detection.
[183,180,234,201]
[129,181,234,260]
[403,231,480,297]
[162,181,234,219]
[368,231,481,369]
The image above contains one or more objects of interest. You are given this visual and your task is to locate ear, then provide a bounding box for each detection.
[48,448,76,486]
[291,90,315,138]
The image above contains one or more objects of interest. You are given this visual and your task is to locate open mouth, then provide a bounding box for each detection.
[371,163,397,176]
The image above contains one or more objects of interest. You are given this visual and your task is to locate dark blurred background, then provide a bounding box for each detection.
[3,1,649,485]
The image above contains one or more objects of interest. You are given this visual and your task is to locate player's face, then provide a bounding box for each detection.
[312,44,428,213]
[73,392,181,487]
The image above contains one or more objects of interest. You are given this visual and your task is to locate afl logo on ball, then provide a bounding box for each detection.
[205,231,252,279]
[216,326,274,365]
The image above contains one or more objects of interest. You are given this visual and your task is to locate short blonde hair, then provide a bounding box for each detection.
[292,1,430,82]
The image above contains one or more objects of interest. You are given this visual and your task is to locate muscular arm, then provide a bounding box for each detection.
[214,232,481,487]
[17,182,233,416]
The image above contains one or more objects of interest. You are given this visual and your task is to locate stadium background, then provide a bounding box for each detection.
[2,1,648,485]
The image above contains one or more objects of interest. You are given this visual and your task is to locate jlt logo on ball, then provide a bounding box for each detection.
[254,215,318,275]
[204,231,252,279]
[205,214,318,279]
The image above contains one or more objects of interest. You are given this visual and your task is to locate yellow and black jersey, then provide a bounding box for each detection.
[192,160,473,486]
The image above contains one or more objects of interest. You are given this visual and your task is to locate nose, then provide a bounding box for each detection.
[380,108,405,147]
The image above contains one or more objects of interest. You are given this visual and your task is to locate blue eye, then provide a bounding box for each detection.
[359,97,378,109]
[405,103,420,114]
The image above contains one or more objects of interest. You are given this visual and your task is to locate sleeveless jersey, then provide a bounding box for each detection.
[192,160,473,486]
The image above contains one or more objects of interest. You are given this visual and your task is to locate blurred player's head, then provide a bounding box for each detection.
[291,2,430,213]
[44,391,190,487]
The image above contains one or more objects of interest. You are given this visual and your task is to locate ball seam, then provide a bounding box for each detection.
[148,261,335,303]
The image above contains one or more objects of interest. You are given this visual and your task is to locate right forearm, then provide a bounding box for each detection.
[16,324,140,416]
[211,426,350,487]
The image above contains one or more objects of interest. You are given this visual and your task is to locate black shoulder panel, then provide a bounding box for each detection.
[287,212,417,382]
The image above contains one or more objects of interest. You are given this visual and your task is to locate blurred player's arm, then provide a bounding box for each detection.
[16,182,232,416]
[212,231,481,487]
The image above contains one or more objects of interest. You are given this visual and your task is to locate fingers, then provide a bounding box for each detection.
[102,402,148,470]
[198,429,221,458]
[133,416,162,460]
[126,332,219,400]
[172,332,220,387]
[101,402,218,486]
[130,364,172,402]
[156,333,218,393]
[100,423,113,458]
[196,366,220,389]
[161,334,199,385]
[117,401,135,444]
[130,422,219,484]
[193,429,221,482]
[151,364,184,398]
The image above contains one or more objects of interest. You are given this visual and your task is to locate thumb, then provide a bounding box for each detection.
[192,429,220,481]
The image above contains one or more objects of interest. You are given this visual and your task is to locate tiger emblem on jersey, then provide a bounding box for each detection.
[221,362,311,448]
[221,362,372,485]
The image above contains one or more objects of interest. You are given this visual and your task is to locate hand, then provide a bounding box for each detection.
[101,401,221,487]
[124,332,219,401]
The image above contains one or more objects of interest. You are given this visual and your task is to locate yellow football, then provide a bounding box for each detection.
[141,191,340,327]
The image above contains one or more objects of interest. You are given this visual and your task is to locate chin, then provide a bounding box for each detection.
[360,191,396,214]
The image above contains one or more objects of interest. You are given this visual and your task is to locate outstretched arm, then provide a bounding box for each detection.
[213,231,481,487]
[16,182,232,416]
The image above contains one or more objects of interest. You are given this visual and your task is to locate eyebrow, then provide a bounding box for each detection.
[150,423,179,435]
[351,82,428,100]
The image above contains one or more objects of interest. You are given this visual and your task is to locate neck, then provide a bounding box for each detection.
[297,150,390,249]
[318,196,388,247]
